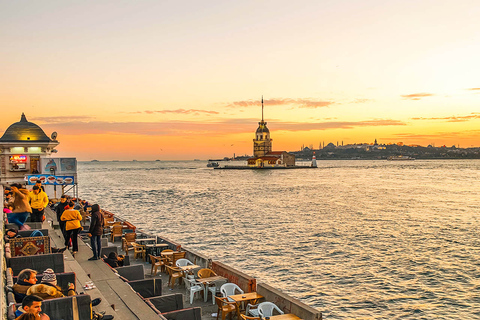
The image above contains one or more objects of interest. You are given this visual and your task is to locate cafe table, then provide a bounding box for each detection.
[229,292,264,318]
[160,251,179,257]
[145,243,169,256]
[135,238,157,245]
[269,314,303,320]
[195,276,227,302]
[195,275,227,284]
[178,264,200,273]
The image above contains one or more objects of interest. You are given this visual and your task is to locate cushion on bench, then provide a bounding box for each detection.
[147,293,183,313]
[127,278,162,299]
[41,294,92,320]
[17,229,49,237]
[8,253,64,276]
[116,264,144,281]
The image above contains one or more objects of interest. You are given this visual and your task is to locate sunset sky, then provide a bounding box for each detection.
[1,0,479,160]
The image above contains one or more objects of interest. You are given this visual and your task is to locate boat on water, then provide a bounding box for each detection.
[387,155,415,161]
[206,160,219,167]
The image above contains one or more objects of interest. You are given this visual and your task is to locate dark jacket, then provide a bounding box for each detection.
[104,252,124,268]
[88,209,104,236]
[55,201,68,221]
[12,280,34,303]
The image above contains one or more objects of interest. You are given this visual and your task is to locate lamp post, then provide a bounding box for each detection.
[50,167,56,199]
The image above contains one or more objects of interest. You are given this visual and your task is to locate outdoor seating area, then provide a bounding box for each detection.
[96,212,311,320]
[5,261,94,320]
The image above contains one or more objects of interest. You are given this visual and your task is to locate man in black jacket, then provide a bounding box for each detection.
[55,195,68,238]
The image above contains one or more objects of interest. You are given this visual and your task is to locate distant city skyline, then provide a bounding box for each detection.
[1,1,479,160]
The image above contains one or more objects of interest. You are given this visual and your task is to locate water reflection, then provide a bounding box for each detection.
[78,160,480,319]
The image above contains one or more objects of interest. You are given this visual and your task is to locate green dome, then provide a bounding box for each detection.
[0,113,52,142]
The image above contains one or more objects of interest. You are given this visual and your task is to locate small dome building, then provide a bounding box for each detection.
[0,113,60,185]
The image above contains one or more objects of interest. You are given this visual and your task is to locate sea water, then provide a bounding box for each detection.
[77,160,480,319]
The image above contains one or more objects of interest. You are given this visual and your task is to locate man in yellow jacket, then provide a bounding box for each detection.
[29,185,48,222]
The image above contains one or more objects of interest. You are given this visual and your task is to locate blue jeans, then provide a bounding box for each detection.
[7,212,29,227]
[91,235,102,258]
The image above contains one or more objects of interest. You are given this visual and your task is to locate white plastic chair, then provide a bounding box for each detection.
[205,278,228,304]
[176,258,193,267]
[184,278,203,304]
[220,283,244,302]
[246,303,260,317]
[258,302,284,318]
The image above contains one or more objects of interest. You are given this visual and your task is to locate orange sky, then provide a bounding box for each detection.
[1,1,479,160]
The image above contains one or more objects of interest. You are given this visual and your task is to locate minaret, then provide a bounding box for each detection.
[253,96,272,157]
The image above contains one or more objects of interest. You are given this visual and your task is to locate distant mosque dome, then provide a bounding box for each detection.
[0,113,52,142]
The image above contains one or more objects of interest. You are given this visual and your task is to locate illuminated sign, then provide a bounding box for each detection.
[9,155,27,163]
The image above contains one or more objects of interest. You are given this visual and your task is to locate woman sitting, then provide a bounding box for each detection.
[103,252,125,268]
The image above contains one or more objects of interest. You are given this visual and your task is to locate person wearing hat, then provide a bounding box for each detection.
[26,269,75,300]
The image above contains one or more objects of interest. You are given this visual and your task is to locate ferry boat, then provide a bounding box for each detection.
[387,155,415,161]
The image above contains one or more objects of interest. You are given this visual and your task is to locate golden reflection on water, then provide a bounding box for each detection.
[78,160,480,319]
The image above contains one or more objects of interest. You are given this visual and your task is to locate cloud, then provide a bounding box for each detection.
[31,116,93,123]
[467,88,480,92]
[37,118,406,137]
[401,93,435,100]
[227,98,334,109]
[128,109,219,115]
[411,113,480,122]
[352,98,373,104]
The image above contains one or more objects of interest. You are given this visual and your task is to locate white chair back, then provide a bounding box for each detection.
[220,283,244,297]
[176,258,193,267]
[258,302,284,318]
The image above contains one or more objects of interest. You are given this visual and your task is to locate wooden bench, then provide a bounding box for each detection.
[127,279,162,299]
[8,253,64,276]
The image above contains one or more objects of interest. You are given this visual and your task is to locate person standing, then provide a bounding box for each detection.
[60,202,82,254]
[88,204,104,260]
[55,195,68,238]
[29,186,48,222]
[9,184,32,230]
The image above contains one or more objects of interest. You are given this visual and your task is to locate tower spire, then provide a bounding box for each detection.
[261,95,264,121]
